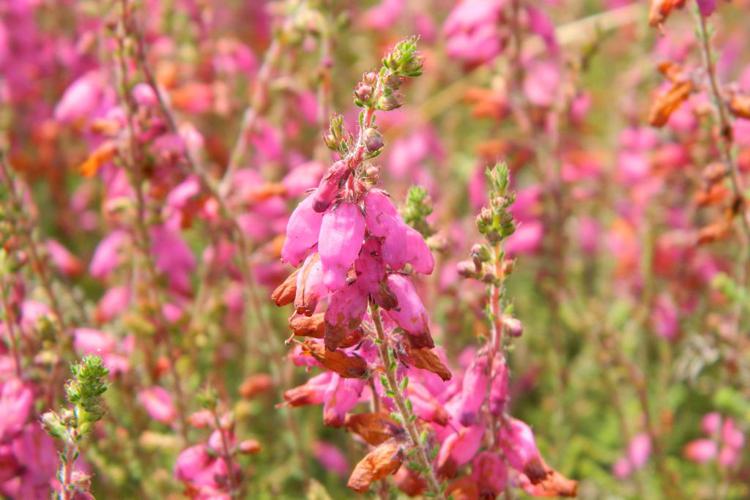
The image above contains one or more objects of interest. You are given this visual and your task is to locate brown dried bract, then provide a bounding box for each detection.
[404,344,452,381]
[694,184,730,207]
[648,80,693,127]
[245,182,287,203]
[696,219,731,245]
[288,312,325,338]
[729,93,750,120]
[346,439,404,493]
[446,476,480,500]
[523,457,578,497]
[702,162,728,185]
[271,269,298,306]
[345,412,401,446]
[79,141,117,177]
[239,374,273,399]
[648,0,686,28]
[301,341,368,378]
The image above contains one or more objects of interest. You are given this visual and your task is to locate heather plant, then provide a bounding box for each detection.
[1,0,750,499]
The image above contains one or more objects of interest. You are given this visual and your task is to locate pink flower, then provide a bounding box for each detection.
[697,0,717,16]
[684,439,718,463]
[313,441,349,477]
[73,328,129,376]
[322,376,365,427]
[498,417,541,474]
[324,284,367,350]
[384,274,433,348]
[471,452,508,497]
[282,193,324,266]
[138,387,176,424]
[318,202,365,291]
[523,59,560,107]
[437,425,484,471]
[627,434,652,470]
[295,254,326,315]
[505,221,543,256]
[95,286,131,323]
[454,357,488,426]
[46,240,83,277]
[652,294,679,341]
[312,160,349,213]
[701,412,722,435]
[89,230,129,279]
[0,379,33,441]
[150,225,196,294]
[54,71,105,124]
[365,190,434,274]
[282,161,325,198]
[443,0,506,66]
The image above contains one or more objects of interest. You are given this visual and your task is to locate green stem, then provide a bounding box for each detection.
[370,303,445,499]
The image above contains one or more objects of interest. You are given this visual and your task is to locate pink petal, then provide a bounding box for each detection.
[318,202,365,291]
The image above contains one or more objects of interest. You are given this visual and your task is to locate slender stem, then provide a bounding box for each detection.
[221,38,282,193]
[60,440,76,500]
[370,303,445,499]
[486,243,506,447]
[0,153,68,336]
[695,12,750,334]
[212,410,239,497]
[114,1,189,441]
[0,282,23,377]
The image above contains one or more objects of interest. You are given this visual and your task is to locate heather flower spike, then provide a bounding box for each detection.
[42,356,109,500]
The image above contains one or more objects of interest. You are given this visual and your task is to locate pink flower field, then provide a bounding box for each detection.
[0,0,748,498]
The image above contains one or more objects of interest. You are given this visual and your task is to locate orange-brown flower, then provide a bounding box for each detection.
[347,439,404,493]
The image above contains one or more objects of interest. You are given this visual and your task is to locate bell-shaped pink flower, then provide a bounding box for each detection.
[443,0,505,66]
[324,284,367,350]
[322,375,365,427]
[312,160,349,212]
[282,372,332,407]
[498,417,541,475]
[365,190,434,274]
[282,161,325,197]
[150,225,196,295]
[697,0,717,16]
[437,425,484,472]
[282,193,324,266]
[684,439,718,463]
[89,230,129,279]
[471,452,508,497]
[138,387,176,424]
[384,274,433,348]
[54,71,105,123]
[295,254,326,315]
[46,240,83,277]
[701,412,722,435]
[313,441,349,477]
[319,202,365,291]
[489,361,509,415]
[364,189,399,237]
[95,286,131,323]
[455,357,488,426]
[0,379,33,441]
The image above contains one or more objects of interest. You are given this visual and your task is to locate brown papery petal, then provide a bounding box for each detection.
[79,141,117,177]
[405,345,452,381]
[729,94,750,119]
[648,80,693,127]
[271,269,299,307]
[345,412,401,446]
[347,439,403,493]
[288,312,325,338]
[302,341,368,378]
[523,458,578,497]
